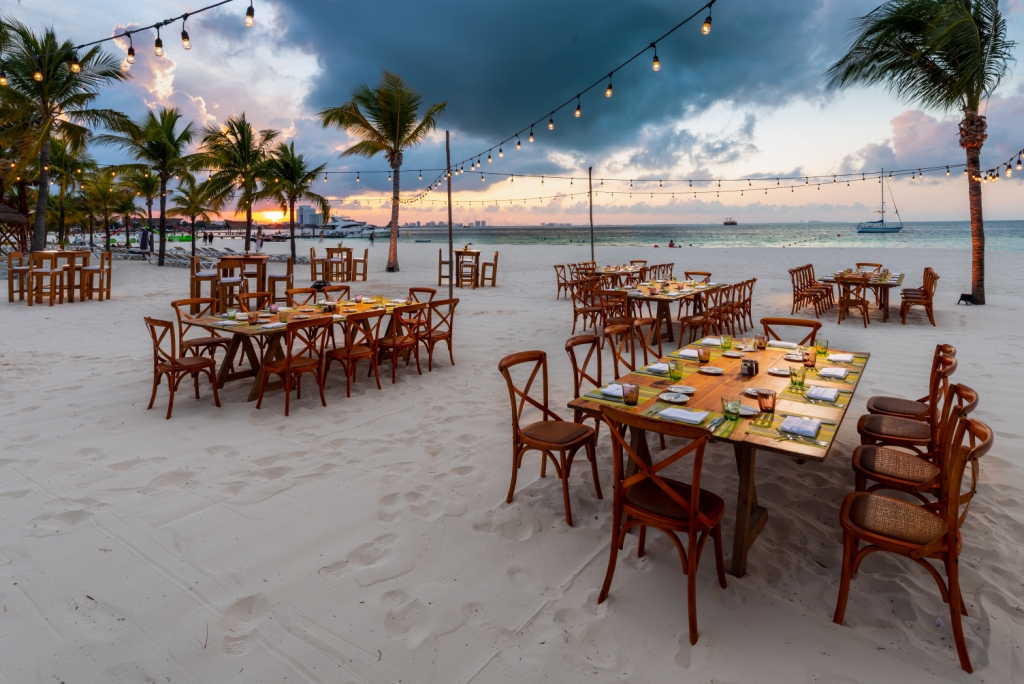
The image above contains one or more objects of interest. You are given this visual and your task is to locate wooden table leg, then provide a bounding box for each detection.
[657,301,675,342]
[216,336,242,388]
[66,262,77,303]
[880,287,890,322]
[247,334,284,402]
[730,443,768,577]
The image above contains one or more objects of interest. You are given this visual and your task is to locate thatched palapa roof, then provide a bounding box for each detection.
[0,204,29,226]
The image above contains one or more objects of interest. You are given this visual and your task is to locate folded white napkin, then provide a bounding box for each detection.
[646,363,669,373]
[260,321,286,329]
[675,349,699,360]
[217,320,241,326]
[702,337,721,346]
[767,340,798,349]
[600,384,624,398]
[828,353,854,363]
[780,416,821,438]
[819,367,849,379]
[807,386,840,402]
[659,408,708,425]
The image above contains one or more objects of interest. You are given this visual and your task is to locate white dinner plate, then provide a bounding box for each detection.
[743,387,768,397]
[723,351,743,358]
[738,405,759,417]
[668,385,696,394]
[659,392,689,404]
[698,366,724,375]
[767,367,791,377]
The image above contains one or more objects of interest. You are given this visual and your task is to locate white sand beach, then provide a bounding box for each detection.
[1,243,1021,683]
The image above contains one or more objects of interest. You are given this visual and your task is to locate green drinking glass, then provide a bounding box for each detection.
[669,360,684,382]
[816,339,829,358]
[789,366,806,388]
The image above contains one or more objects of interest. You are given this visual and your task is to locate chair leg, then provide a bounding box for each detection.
[946,554,973,673]
[712,523,727,588]
[637,525,647,557]
[560,451,573,527]
[207,368,221,407]
[148,370,161,410]
[833,530,856,625]
[598,509,622,603]
[506,443,523,503]
[687,540,699,645]
[587,440,602,499]
[165,373,177,419]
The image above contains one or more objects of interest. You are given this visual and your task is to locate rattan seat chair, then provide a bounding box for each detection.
[170,298,232,360]
[759,316,822,346]
[866,344,956,420]
[144,317,221,419]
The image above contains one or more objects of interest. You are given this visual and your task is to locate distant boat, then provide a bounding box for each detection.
[857,170,903,234]
[723,218,738,225]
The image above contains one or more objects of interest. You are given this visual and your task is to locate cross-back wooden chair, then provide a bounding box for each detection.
[633,317,663,364]
[144,317,221,419]
[759,317,821,346]
[565,334,603,440]
[237,291,271,312]
[858,353,957,459]
[836,274,871,327]
[267,257,294,304]
[7,252,31,302]
[421,298,458,371]
[598,405,727,645]
[379,302,428,383]
[594,289,632,337]
[408,287,437,303]
[736,278,756,331]
[678,285,722,346]
[170,297,233,359]
[498,351,600,527]
[325,309,384,397]
[604,323,636,380]
[286,288,317,307]
[834,416,993,674]
[256,317,331,416]
[322,284,351,301]
[855,262,883,273]
[867,344,957,420]
[852,383,978,504]
[684,271,711,284]
[554,265,569,299]
[901,267,939,326]
[568,279,602,334]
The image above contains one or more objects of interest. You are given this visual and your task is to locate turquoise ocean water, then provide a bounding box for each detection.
[377,221,1023,250]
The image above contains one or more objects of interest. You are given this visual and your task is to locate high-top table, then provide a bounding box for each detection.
[569,340,869,577]
[455,248,481,287]
[37,249,91,303]
[219,254,270,293]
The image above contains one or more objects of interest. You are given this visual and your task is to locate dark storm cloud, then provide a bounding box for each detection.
[275,0,880,167]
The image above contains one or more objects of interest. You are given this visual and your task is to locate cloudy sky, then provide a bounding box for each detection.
[9,0,1024,225]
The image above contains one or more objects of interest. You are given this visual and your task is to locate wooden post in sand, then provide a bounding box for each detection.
[588,166,595,262]
[446,131,454,300]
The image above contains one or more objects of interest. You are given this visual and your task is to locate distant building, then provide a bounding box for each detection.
[474,220,486,227]
[297,205,322,226]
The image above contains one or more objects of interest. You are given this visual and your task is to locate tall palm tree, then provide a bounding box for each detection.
[47,137,94,243]
[318,71,446,272]
[200,113,278,253]
[826,0,1014,305]
[98,106,204,266]
[261,141,331,261]
[80,171,129,252]
[120,168,160,246]
[114,190,145,248]
[0,18,129,250]
[167,176,218,258]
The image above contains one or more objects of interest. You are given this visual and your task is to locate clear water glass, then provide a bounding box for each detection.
[722,396,742,420]
[721,335,732,350]
[816,339,829,357]
[789,366,806,387]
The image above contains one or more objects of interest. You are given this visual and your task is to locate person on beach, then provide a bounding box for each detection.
[319,230,325,244]
[669,240,676,248]
[369,230,375,246]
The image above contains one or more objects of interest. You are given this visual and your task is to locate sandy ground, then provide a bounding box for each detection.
[0,242,1021,683]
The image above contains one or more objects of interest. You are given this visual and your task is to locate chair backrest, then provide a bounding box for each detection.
[409,287,437,303]
[283,318,330,369]
[604,323,635,379]
[323,284,350,301]
[438,248,449,265]
[392,302,429,338]
[933,382,979,486]
[925,268,940,299]
[170,297,219,341]
[280,257,294,276]
[99,251,112,269]
[218,258,243,278]
[491,250,499,265]
[237,292,271,312]
[427,298,458,340]
[685,271,711,283]
[633,317,663,364]
[594,289,629,324]
[497,351,560,436]
[630,259,647,267]
[600,405,714,537]
[30,253,57,269]
[341,309,385,350]
[310,247,320,260]
[856,263,882,273]
[144,317,177,366]
[759,317,821,346]
[925,353,958,446]
[938,415,992,544]
[565,334,602,399]
[554,265,567,286]
[190,255,201,276]
[7,251,26,268]
[836,274,869,299]
[286,288,317,306]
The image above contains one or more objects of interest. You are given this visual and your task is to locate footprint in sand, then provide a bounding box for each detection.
[674,634,710,670]
[381,590,488,650]
[470,509,542,541]
[378,485,466,522]
[218,595,267,656]
[319,533,414,586]
[25,497,108,537]
[432,465,474,483]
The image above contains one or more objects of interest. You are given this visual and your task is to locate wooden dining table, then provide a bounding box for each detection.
[622,282,726,342]
[569,341,869,577]
[455,248,481,287]
[37,249,91,303]
[820,271,905,322]
[192,299,410,401]
[220,254,271,293]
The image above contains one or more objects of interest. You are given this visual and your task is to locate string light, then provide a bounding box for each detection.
[529,127,534,143]
[946,166,950,176]
[181,15,192,49]
[481,173,485,182]
[33,62,43,81]
[548,117,554,131]
[419,171,422,180]
[245,1,255,28]
[652,44,660,71]
[126,33,136,64]
[499,146,503,157]
[575,96,581,117]
[70,53,81,73]
[154,27,164,57]
[0,68,7,87]
[356,172,360,182]
[487,153,492,163]
[516,136,521,150]
[701,8,712,35]
[605,75,613,98]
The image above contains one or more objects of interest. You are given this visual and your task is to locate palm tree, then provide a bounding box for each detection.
[47,137,94,243]
[114,191,145,248]
[318,71,446,272]
[0,18,129,251]
[200,113,278,253]
[261,142,331,261]
[168,176,218,258]
[80,171,129,252]
[120,168,160,247]
[826,0,1014,305]
[98,106,204,266]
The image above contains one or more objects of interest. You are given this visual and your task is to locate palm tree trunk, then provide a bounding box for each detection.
[146,198,154,256]
[289,198,296,261]
[58,180,66,244]
[964,146,986,305]
[386,165,401,272]
[158,176,168,266]
[31,137,51,251]
[88,214,94,248]
[191,217,197,258]
[245,205,252,252]
[104,214,111,253]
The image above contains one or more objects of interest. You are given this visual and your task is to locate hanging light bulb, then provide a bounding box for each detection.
[245,1,255,28]
[605,76,613,98]
[481,173,485,182]
[418,171,422,180]
[33,62,43,82]
[510,175,514,184]
[154,27,164,57]
[516,136,521,150]
[1017,156,1022,171]
[652,44,660,71]
[1005,165,1011,178]
[356,172,360,182]
[548,118,554,131]
[575,97,581,118]
[388,172,392,181]
[0,68,7,87]
[529,127,534,143]
[499,147,503,157]
[701,12,712,35]
[126,33,136,64]
[70,53,81,73]
[946,166,950,176]
[181,17,192,50]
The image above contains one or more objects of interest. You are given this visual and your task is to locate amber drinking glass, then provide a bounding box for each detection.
[622,383,640,407]
[803,349,817,368]
[697,347,711,364]
[754,333,767,351]
[757,389,777,414]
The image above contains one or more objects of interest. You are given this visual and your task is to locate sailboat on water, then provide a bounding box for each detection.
[857,169,904,234]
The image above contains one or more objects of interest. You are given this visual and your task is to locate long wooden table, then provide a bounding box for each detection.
[623,282,725,342]
[568,341,869,577]
[192,300,406,401]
